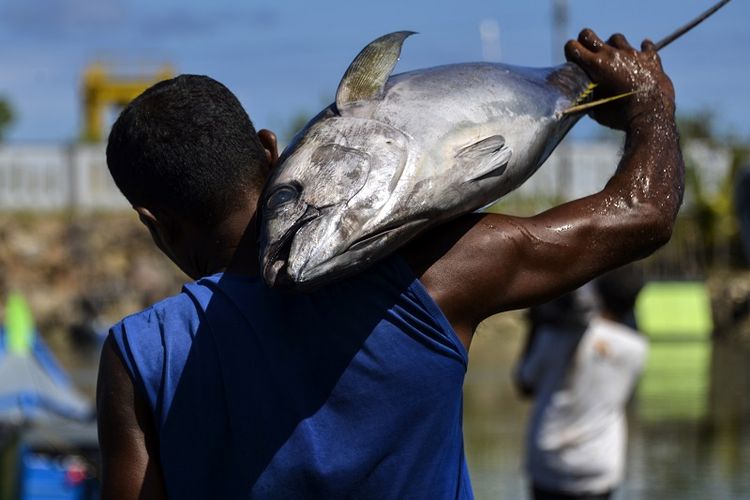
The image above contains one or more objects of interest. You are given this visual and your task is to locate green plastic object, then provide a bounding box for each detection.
[635,281,713,340]
[4,292,35,355]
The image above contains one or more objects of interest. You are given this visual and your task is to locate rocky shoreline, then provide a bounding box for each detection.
[0,212,185,357]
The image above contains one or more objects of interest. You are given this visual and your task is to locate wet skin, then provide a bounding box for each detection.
[97,29,683,499]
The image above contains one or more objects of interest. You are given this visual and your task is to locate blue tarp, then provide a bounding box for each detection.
[0,328,93,425]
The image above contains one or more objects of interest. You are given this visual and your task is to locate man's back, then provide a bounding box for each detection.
[109,256,471,499]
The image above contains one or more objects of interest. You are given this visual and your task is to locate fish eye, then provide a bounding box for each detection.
[266,185,299,210]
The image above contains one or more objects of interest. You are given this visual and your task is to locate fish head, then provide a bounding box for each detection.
[259,112,412,289]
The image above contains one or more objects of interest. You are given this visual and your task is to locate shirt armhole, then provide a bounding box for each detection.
[392,255,469,366]
[107,324,158,417]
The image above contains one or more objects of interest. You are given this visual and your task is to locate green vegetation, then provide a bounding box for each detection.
[678,112,750,271]
[0,97,14,142]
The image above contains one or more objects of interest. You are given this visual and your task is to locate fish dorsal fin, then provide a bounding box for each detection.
[456,135,513,182]
[335,31,416,111]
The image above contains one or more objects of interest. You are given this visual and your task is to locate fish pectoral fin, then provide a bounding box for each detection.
[455,135,513,182]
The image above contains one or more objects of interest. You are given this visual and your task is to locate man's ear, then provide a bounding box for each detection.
[257,129,279,168]
[133,206,171,245]
[133,205,179,260]
[134,206,159,231]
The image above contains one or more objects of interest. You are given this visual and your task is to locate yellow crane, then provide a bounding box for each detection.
[81,62,174,142]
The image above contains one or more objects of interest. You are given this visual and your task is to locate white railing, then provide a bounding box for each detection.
[514,141,622,202]
[0,144,128,211]
[0,141,730,212]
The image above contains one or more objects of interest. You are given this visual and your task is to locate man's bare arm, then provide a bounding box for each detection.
[403,30,684,347]
[97,337,166,499]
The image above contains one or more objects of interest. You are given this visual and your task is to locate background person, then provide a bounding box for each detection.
[515,266,648,500]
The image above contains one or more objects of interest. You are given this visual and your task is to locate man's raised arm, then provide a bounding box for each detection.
[403,29,684,347]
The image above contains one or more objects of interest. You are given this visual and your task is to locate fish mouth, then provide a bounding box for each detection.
[345,218,427,253]
[265,217,426,290]
[346,227,398,253]
[289,220,427,290]
[262,205,320,288]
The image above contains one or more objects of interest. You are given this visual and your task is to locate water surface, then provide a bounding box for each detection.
[464,314,750,499]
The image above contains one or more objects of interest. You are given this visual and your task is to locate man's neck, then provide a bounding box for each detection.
[208,211,261,278]
[185,198,261,278]
[222,223,261,277]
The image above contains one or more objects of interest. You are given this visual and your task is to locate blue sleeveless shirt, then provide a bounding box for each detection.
[110,256,472,499]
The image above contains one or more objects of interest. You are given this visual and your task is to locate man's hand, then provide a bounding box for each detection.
[565,29,675,131]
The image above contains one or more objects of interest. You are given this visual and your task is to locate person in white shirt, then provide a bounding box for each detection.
[515,267,648,500]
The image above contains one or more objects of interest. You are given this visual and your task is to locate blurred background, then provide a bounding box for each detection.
[0,0,748,498]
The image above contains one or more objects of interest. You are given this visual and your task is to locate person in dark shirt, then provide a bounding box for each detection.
[97,30,684,499]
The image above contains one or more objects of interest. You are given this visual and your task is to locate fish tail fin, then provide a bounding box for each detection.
[562,89,643,115]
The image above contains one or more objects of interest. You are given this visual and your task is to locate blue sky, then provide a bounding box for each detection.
[1,0,747,143]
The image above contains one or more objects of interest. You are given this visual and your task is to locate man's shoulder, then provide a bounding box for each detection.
[108,278,226,360]
[586,317,648,364]
[107,284,210,412]
[116,287,198,331]
[589,317,646,345]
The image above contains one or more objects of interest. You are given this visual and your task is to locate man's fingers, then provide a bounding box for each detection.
[607,33,632,50]
[641,38,656,52]
[578,28,605,51]
[564,40,581,61]
[565,39,595,67]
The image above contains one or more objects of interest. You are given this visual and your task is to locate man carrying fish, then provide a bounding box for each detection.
[97,29,683,499]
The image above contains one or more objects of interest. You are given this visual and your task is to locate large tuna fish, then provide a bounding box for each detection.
[258,2,730,290]
[259,32,593,289]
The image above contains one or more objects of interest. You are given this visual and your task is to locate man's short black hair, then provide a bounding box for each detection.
[106,74,269,226]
